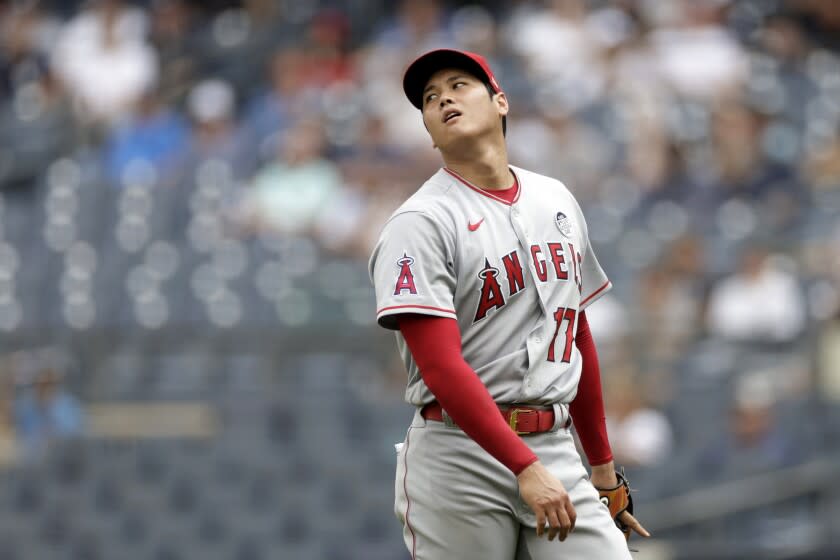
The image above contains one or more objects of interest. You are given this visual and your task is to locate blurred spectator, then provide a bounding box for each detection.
[449,5,500,56]
[13,354,84,460]
[241,6,354,159]
[0,364,17,466]
[51,0,158,127]
[148,0,199,103]
[706,246,806,343]
[604,371,674,467]
[0,1,61,99]
[312,114,419,256]
[805,133,840,190]
[315,172,417,258]
[579,293,629,351]
[708,103,800,200]
[813,227,840,406]
[614,92,692,200]
[759,13,809,64]
[702,102,808,240]
[0,2,75,191]
[606,9,661,97]
[182,78,254,181]
[312,179,369,257]
[698,371,798,480]
[234,119,341,236]
[648,0,747,102]
[244,47,320,162]
[360,0,457,153]
[333,115,413,182]
[692,369,809,551]
[507,0,607,113]
[635,235,708,361]
[789,0,840,50]
[508,109,613,199]
[373,0,453,52]
[710,103,770,193]
[0,59,76,191]
[103,88,189,186]
[313,162,420,259]
[305,9,355,89]
[818,309,840,408]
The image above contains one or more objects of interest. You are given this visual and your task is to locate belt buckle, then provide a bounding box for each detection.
[509,408,538,435]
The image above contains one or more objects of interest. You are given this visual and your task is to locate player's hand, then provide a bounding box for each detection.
[591,462,651,539]
[516,461,576,542]
[618,510,650,538]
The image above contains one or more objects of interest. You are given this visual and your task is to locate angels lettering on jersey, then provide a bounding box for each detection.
[475,240,583,323]
[391,242,584,324]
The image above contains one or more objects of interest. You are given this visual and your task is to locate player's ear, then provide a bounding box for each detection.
[495,92,509,118]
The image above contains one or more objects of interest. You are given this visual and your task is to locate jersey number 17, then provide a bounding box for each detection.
[547,307,577,363]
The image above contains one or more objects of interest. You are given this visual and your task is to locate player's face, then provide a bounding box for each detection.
[421,68,508,151]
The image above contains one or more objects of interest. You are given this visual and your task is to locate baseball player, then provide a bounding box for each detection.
[369,49,650,559]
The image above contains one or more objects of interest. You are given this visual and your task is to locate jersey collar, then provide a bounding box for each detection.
[444,167,521,206]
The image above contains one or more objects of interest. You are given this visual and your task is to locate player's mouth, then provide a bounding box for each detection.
[442,109,462,124]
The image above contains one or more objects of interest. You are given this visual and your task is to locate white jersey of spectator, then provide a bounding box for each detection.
[651,25,747,101]
[579,293,629,347]
[51,5,158,124]
[369,165,611,407]
[506,4,606,112]
[706,254,805,342]
[608,409,673,467]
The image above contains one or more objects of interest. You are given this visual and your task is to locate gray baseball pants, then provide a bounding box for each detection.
[394,406,632,559]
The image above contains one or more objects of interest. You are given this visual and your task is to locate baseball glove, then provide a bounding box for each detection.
[595,470,634,541]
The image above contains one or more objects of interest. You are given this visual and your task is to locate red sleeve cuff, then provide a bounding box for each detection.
[587,454,614,467]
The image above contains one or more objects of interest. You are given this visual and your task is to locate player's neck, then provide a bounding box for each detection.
[441,140,511,191]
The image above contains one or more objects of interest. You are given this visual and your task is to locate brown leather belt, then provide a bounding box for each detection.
[421,401,565,435]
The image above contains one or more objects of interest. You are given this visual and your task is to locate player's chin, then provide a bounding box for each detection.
[435,126,479,149]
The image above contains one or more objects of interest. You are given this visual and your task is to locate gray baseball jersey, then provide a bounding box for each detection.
[369,165,611,407]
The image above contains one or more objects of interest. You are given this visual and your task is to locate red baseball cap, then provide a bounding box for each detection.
[402,49,503,110]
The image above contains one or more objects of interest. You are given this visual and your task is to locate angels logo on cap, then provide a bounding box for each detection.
[555,212,572,237]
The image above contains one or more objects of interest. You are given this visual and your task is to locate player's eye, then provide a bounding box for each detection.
[425,93,437,104]
[453,82,466,89]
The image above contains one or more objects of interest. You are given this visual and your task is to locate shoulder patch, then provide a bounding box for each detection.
[555,211,573,238]
[394,253,418,295]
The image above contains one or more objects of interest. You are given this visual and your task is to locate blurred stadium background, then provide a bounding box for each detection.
[0,0,839,558]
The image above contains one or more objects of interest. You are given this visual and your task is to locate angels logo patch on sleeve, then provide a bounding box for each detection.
[369,211,458,330]
[393,253,418,295]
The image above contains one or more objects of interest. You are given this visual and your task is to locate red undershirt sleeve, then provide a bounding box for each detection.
[569,311,613,466]
[397,314,538,475]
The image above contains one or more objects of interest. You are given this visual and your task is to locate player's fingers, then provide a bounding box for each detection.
[619,511,651,538]
[545,509,561,541]
[535,509,546,538]
[565,499,577,533]
[554,507,572,541]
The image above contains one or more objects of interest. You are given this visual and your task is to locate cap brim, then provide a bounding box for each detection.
[403,49,493,110]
